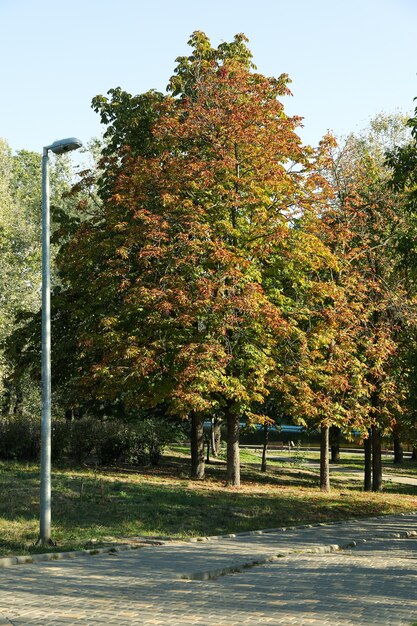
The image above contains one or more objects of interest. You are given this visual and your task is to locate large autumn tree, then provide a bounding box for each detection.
[386,102,417,456]
[267,136,369,492]
[57,32,333,486]
[321,114,414,491]
[267,115,414,493]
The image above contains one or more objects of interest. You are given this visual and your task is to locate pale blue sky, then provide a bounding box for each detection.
[1,0,416,154]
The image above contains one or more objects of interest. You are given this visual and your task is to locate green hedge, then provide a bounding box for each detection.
[0,415,182,465]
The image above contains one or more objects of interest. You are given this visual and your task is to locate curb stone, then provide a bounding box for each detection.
[0,510,416,572]
[136,510,417,543]
[180,542,359,581]
[0,543,141,569]
[180,531,416,582]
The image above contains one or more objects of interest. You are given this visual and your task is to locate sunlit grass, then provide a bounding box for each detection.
[0,448,415,557]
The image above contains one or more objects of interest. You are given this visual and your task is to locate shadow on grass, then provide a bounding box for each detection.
[0,457,416,556]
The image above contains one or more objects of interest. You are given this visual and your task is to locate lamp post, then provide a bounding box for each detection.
[39,137,82,544]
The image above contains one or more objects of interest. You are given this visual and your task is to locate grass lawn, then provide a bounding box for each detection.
[0,446,416,558]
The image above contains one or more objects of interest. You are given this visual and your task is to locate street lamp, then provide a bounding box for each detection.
[39,137,82,545]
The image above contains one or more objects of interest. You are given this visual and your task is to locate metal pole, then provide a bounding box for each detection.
[40,147,51,544]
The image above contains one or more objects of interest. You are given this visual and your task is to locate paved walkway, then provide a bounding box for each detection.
[0,513,417,625]
[270,456,417,487]
[330,466,417,486]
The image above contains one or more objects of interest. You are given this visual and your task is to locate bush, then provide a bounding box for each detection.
[0,415,40,461]
[69,418,100,463]
[0,413,185,466]
[51,419,71,462]
[95,418,183,466]
[95,422,129,465]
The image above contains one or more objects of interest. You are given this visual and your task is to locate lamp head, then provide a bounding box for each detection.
[48,137,83,155]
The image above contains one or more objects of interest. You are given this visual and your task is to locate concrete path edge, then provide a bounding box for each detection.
[1,510,416,575]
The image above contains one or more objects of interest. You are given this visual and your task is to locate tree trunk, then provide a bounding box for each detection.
[393,431,404,464]
[261,423,269,472]
[210,418,216,459]
[412,447,417,461]
[2,379,12,415]
[364,429,372,492]
[190,413,205,480]
[205,428,211,464]
[212,418,222,457]
[226,407,240,487]
[13,386,22,416]
[372,425,383,492]
[320,425,330,492]
[330,426,341,463]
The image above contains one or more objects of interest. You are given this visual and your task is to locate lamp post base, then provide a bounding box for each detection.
[34,537,57,547]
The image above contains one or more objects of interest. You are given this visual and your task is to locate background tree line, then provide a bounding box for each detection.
[2,32,417,491]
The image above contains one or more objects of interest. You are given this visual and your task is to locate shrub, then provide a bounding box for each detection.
[0,413,186,466]
[69,417,100,463]
[0,415,40,461]
[95,422,129,465]
[51,419,71,462]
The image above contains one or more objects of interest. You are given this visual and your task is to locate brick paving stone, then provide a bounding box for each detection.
[0,514,416,624]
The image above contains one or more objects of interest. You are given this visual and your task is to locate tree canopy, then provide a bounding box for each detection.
[3,33,417,491]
